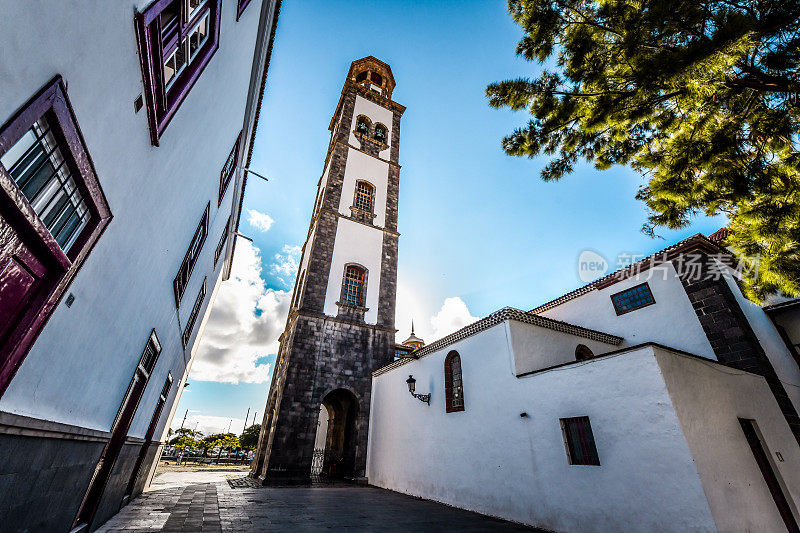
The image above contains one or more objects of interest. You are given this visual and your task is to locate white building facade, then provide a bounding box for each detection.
[369,234,800,531]
[0,1,280,530]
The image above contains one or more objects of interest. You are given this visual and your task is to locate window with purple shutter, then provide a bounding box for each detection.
[174,203,209,307]
[135,0,222,145]
[0,76,112,398]
[237,0,255,20]
[219,133,241,205]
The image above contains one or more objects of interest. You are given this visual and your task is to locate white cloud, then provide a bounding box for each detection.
[431,297,479,340]
[172,414,247,437]
[246,209,274,233]
[190,240,290,384]
[269,244,301,286]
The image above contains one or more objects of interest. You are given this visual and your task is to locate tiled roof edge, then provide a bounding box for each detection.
[373,307,622,377]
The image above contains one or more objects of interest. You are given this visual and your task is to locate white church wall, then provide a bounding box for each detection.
[771,308,800,348]
[338,147,390,228]
[348,95,394,161]
[507,320,619,376]
[720,269,800,415]
[323,218,384,324]
[539,262,716,359]
[368,330,718,532]
[656,346,800,531]
[0,0,261,433]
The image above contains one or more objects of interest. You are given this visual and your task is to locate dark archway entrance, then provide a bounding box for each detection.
[311,389,359,481]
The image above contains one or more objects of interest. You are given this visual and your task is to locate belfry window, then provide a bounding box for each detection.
[135,0,221,145]
[354,181,375,213]
[370,72,383,85]
[355,116,371,135]
[444,351,465,412]
[342,265,365,307]
[374,124,387,143]
[355,71,368,83]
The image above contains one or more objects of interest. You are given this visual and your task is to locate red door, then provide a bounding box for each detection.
[0,207,66,394]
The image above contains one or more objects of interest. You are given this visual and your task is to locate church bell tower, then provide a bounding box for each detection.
[251,57,404,483]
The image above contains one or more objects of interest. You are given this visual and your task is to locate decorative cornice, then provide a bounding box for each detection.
[373,307,622,376]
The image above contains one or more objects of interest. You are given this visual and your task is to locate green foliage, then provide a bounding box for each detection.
[173,435,195,449]
[488,0,800,301]
[239,424,261,450]
[168,428,203,445]
[212,433,240,451]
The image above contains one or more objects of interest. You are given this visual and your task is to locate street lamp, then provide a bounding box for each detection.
[406,375,430,405]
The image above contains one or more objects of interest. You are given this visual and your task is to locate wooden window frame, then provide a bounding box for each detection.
[74,330,161,529]
[213,217,229,267]
[135,0,222,146]
[219,132,241,205]
[174,202,209,307]
[182,277,207,347]
[353,180,375,213]
[237,0,254,20]
[0,76,112,399]
[340,263,367,308]
[444,350,465,413]
[560,416,600,466]
[610,282,656,316]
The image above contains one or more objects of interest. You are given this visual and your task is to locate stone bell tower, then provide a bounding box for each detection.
[251,57,404,483]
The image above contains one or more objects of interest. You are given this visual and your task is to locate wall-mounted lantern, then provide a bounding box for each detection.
[406,375,430,405]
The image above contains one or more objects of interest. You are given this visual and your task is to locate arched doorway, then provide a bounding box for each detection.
[311,388,359,481]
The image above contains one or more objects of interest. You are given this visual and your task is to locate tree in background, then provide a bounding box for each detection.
[487,0,800,301]
[239,424,261,450]
[212,433,241,462]
[168,428,203,446]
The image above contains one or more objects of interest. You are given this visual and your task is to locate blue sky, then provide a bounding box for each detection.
[171,0,726,436]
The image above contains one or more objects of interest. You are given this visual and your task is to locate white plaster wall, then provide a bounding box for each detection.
[507,320,619,376]
[323,218,383,324]
[656,347,800,531]
[338,147,389,227]
[0,0,263,437]
[368,332,717,532]
[772,308,800,347]
[721,271,800,415]
[540,262,716,359]
[348,95,393,160]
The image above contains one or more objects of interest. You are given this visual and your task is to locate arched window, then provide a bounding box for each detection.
[444,351,465,412]
[355,71,368,83]
[374,123,387,143]
[355,115,371,135]
[354,181,375,213]
[370,72,383,85]
[575,344,594,361]
[342,265,365,307]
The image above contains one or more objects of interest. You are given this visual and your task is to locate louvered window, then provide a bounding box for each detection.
[610,282,655,315]
[560,416,600,465]
[219,133,241,205]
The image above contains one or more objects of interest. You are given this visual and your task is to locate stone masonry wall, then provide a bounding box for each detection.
[678,253,800,445]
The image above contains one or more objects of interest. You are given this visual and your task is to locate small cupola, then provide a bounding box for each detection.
[402,321,425,349]
[348,56,396,98]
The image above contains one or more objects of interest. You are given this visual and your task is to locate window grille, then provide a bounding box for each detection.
[139,330,162,376]
[610,282,655,315]
[342,266,365,306]
[354,181,374,212]
[1,117,90,252]
[219,133,241,204]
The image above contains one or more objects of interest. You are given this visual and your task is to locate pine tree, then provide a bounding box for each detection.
[487,0,800,301]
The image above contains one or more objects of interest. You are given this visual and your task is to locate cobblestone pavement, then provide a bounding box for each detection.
[97,472,538,532]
